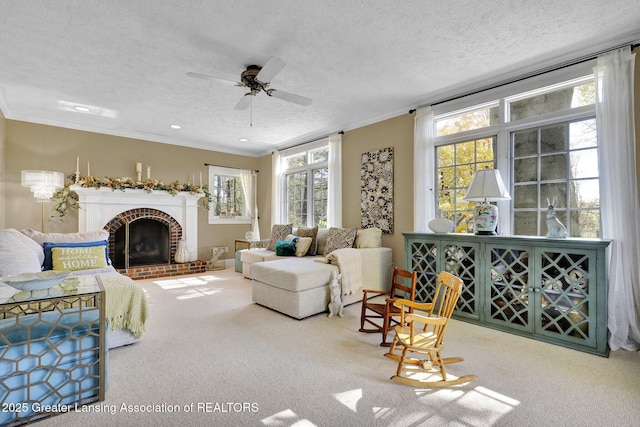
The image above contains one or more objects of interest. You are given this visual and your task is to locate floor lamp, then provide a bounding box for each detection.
[21,170,65,232]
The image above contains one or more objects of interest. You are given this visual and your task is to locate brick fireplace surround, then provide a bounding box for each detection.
[71,185,207,280]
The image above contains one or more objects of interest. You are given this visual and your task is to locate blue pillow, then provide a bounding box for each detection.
[274,240,296,256]
[43,240,110,271]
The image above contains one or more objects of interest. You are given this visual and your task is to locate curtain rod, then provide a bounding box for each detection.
[408,41,640,114]
[273,131,344,153]
[203,163,259,173]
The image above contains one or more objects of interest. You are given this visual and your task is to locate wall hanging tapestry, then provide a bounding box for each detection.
[361,147,393,233]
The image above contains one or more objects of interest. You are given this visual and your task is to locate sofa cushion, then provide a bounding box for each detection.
[355,227,382,248]
[323,227,357,256]
[240,249,280,264]
[316,228,329,255]
[5,229,45,265]
[266,224,293,251]
[294,225,319,255]
[251,258,337,293]
[51,245,109,271]
[22,229,110,246]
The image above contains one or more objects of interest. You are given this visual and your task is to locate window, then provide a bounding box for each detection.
[207,166,249,224]
[432,71,600,238]
[281,145,329,228]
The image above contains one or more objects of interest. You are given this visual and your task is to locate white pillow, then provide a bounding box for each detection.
[355,227,382,248]
[22,229,109,246]
[5,228,45,265]
[0,230,43,276]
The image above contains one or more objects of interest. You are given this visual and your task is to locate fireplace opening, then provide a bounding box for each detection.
[113,218,171,268]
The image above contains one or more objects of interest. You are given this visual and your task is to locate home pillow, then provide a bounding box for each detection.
[294,225,319,256]
[355,227,382,248]
[274,240,296,256]
[323,227,357,256]
[266,224,293,251]
[43,241,110,271]
[294,237,313,257]
[0,230,42,276]
[51,245,108,271]
[23,229,110,246]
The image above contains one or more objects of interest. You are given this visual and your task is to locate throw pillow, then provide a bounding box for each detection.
[294,237,313,257]
[355,227,382,248]
[6,228,45,265]
[0,230,42,276]
[274,240,296,256]
[43,241,110,271]
[266,224,293,251]
[294,225,319,256]
[323,227,357,256]
[51,245,108,271]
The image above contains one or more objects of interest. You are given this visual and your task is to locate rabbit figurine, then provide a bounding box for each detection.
[545,197,567,238]
[327,272,344,318]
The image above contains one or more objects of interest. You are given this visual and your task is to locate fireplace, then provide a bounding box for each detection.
[71,185,207,279]
[111,214,172,269]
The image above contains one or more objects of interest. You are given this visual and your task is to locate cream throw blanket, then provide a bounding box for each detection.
[100,275,149,338]
[317,248,363,296]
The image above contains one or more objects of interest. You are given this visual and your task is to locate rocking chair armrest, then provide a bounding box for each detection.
[393,299,434,312]
[406,313,447,326]
[361,289,390,301]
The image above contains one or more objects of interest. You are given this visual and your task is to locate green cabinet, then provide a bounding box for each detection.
[404,233,611,356]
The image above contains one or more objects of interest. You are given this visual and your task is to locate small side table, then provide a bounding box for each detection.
[234,239,269,272]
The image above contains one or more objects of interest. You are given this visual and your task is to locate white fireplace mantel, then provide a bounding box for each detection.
[71,185,204,260]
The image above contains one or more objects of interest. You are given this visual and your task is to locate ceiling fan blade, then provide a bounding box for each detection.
[234,93,253,110]
[268,89,312,107]
[256,56,286,82]
[186,72,243,87]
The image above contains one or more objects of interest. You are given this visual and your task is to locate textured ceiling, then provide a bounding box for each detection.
[1,1,640,157]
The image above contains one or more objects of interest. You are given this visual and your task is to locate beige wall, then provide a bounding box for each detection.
[3,121,258,261]
[2,51,640,268]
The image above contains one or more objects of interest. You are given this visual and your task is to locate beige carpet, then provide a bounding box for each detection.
[42,269,640,427]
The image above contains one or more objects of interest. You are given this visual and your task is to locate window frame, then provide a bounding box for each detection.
[429,61,600,237]
[207,166,251,225]
[279,140,329,228]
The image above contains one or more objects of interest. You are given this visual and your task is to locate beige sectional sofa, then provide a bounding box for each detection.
[241,227,393,319]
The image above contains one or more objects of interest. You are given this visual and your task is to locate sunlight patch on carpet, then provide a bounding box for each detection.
[333,388,362,412]
[261,409,317,426]
[176,288,223,300]
[152,275,227,290]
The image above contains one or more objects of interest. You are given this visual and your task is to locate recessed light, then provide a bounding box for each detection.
[170,124,181,129]
[239,138,249,142]
[74,106,91,112]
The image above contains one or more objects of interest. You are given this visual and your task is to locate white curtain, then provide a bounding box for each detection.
[271,150,283,227]
[240,170,260,241]
[594,46,640,351]
[327,133,343,227]
[414,106,436,231]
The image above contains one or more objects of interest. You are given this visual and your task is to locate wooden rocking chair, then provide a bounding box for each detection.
[384,271,477,387]
[359,267,417,346]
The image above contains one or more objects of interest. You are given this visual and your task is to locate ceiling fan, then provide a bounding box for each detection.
[187,56,312,110]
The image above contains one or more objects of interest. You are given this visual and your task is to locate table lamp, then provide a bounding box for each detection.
[463,167,510,235]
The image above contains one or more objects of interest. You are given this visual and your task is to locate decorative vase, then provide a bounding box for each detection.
[428,217,454,233]
[175,238,190,263]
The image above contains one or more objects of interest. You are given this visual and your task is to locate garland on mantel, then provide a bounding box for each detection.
[52,174,212,220]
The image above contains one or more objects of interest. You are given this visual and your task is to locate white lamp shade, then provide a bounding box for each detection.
[21,170,65,202]
[463,168,511,201]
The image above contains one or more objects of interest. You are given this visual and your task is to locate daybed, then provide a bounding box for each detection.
[0,228,148,349]
[243,226,393,319]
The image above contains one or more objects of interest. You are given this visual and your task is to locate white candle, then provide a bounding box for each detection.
[87,162,90,176]
[136,162,142,173]
[147,166,151,180]
[76,156,80,173]
[199,172,202,187]
[192,174,195,185]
